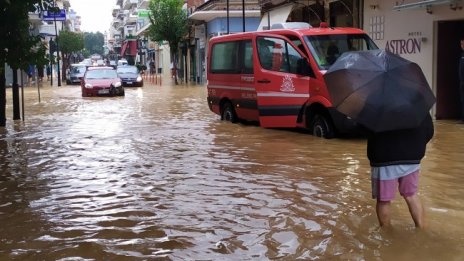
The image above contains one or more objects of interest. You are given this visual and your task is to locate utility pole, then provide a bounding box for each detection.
[53,0,61,86]
[242,0,245,32]
[50,39,53,86]
[226,0,229,34]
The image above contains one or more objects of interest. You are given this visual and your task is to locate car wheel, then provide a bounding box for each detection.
[109,87,116,96]
[312,114,335,139]
[222,102,237,123]
[119,90,125,96]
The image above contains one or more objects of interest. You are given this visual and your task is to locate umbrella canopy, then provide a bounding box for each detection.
[323,49,436,132]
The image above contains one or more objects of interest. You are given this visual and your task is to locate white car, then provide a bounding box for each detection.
[117,59,128,66]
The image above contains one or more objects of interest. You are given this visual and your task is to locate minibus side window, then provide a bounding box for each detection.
[257,37,307,75]
[210,41,240,74]
[257,37,275,70]
[242,40,253,74]
[284,43,304,74]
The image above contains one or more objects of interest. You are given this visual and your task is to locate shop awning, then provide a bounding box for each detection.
[120,41,129,56]
[393,0,455,10]
[257,4,294,31]
[188,10,261,22]
[128,40,137,56]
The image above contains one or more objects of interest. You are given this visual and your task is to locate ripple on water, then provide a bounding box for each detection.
[0,86,463,260]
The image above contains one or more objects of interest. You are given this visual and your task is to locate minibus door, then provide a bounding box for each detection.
[254,35,310,128]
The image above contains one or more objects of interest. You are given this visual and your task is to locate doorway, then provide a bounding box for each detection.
[436,20,464,119]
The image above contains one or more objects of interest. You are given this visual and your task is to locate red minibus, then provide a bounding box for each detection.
[207,23,378,138]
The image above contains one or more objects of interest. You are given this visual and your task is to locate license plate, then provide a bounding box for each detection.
[126,82,133,84]
[98,89,110,94]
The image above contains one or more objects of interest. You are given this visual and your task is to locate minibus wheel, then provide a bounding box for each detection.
[312,114,334,139]
[222,102,237,123]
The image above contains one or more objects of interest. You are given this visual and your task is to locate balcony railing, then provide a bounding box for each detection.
[112,6,121,17]
[123,0,138,10]
[137,0,149,9]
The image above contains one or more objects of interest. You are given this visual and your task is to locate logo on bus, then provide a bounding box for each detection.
[280,75,295,92]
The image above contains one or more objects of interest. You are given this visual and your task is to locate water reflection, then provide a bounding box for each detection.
[0,84,463,260]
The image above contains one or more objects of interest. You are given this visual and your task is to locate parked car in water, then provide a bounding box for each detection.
[80,58,92,67]
[116,65,144,87]
[117,59,128,67]
[66,63,87,85]
[81,66,124,97]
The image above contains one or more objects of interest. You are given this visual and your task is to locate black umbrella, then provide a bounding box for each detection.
[323,49,436,132]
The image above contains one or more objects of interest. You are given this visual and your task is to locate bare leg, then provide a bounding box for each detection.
[376,200,392,227]
[404,194,425,228]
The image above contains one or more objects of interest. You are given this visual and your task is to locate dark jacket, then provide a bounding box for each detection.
[460,52,464,84]
[367,114,434,167]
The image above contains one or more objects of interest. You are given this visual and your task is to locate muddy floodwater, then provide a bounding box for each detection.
[0,82,463,260]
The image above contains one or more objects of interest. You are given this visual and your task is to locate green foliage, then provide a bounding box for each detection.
[82,49,90,58]
[84,32,105,56]
[0,0,56,126]
[147,0,188,52]
[57,31,84,55]
[0,0,55,70]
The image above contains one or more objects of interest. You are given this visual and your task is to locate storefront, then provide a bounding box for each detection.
[364,0,464,119]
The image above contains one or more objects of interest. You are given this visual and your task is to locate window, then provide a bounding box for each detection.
[257,37,304,74]
[86,69,117,79]
[210,40,253,74]
[304,34,378,70]
[210,41,240,74]
[242,40,253,74]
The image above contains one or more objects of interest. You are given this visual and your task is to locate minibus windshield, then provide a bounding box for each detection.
[304,34,378,70]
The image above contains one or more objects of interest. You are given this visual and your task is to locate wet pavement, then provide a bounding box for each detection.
[0,80,463,260]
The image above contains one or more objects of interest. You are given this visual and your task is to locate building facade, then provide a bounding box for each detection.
[364,0,464,120]
[188,0,262,84]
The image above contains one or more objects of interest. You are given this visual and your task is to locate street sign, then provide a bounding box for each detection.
[42,9,66,21]
[138,9,150,18]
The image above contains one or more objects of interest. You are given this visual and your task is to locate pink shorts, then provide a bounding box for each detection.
[372,170,419,201]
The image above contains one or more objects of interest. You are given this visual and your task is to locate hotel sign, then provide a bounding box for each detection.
[385,31,423,55]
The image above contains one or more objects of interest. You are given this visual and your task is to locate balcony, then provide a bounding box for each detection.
[123,0,138,10]
[112,18,122,28]
[62,0,71,8]
[118,9,129,19]
[112,5,121,17]
[28,11,42,24]
[39,24,57,36]
[137,0,149,9]
[126,14,138,24]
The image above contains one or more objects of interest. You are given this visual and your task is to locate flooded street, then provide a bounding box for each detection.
[0,82,463,260]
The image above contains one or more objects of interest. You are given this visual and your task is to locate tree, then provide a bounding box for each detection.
[57,31,84,81]
[147,0,188,84]
[0,0,55,126]
[84,32,104,56]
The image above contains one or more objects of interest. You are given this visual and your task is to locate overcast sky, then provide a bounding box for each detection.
[69,0,114,33]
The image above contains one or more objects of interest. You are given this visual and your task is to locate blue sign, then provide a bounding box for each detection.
[42,9,66,21]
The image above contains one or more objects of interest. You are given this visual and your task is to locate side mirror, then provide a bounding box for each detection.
[297,58,315,78]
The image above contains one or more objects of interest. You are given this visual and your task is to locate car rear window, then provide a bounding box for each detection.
[117,67,138,74]
[86,69,118,79]
[71,66,86,73]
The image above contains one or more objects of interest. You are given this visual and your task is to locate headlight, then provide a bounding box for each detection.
[136,76,143,82]
[84,83,93,89]
[113,81,122,87]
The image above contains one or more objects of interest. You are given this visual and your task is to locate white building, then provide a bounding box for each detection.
[364,0,464,120]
